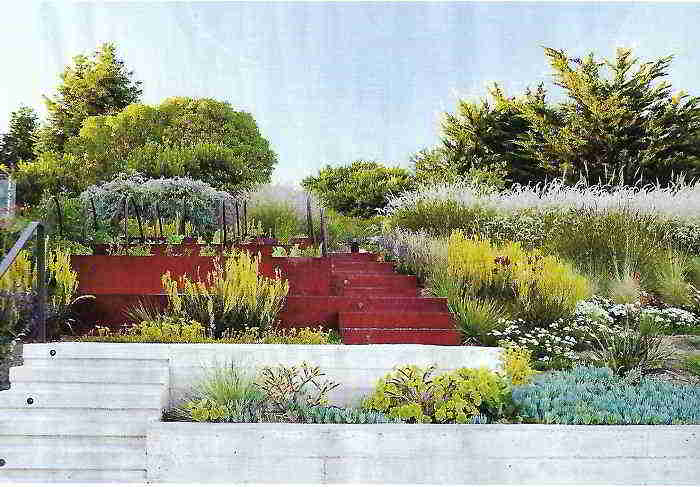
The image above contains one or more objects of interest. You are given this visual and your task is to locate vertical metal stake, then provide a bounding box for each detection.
[306,197,316,246]
[36,224,46,343]
[222,199,228,247]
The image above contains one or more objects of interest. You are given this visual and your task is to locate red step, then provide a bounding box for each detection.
[340,328,461,345]
[340,287,419,297]
[331,261,395,273]
[330,252,379,261]
[339,311,455,329]
[331,273,418,289]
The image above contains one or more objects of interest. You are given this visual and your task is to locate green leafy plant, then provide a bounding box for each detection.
[512,366,700,424]
[363,364,515,424]
[682,354,700,377]
[255,362,340,415]
[160,251,289,338]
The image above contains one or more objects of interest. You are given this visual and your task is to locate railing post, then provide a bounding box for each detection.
[319,208,327,257]
[53,196,63,238]
[234,201,240,239]
[90,197,98,232]
[221,199,228,248]
[306,197,316,246]
[123,196,129,243]
[36,223,46,343]
[243,201,247,236]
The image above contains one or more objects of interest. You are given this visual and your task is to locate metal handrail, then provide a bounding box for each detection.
[0,221,47,342]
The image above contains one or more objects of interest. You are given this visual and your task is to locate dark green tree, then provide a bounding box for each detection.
[433,47,700,187]
[302,160,416,218]
[0,105,39,169]
[35,42,143,154]
[494,48,700,185]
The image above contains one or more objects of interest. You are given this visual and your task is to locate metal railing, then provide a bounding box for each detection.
[0,221,47,342]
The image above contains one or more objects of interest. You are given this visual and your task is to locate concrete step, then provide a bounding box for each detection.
[0,386,166,409]
[8,381,166,397]
[339,311,455,329]
[340,328,462,345]
[10,363,169,385]
[22,342,170,360]
[331,261,395,273]
[0,408,162,436]
[332,273,418,289]
[0,468,146,483]
[340,287,419,297]
[0,435,146,470]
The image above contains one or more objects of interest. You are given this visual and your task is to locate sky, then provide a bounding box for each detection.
[2,1,700,185]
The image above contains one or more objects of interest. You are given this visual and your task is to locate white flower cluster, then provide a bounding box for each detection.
[488,296,700,366]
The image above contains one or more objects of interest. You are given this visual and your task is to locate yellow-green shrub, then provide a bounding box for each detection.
[161,250,289,337]
[500,342,537,386]
[448,231,591,324]
[362,364,512,424]
[0,250,32,292]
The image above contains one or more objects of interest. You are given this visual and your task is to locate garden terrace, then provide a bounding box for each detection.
[71,244,461,345]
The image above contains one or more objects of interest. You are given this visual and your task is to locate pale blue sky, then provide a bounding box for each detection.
[2,1,699,184]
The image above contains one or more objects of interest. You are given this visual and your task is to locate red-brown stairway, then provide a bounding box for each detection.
[72,251,462,346]
[282,252,461,345]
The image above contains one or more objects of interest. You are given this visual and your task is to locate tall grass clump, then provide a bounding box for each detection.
[448,231,592,325]
[160,250,289,338]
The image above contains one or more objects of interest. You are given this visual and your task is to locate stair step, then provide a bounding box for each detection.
[330,252,379,261]
[341,328,462,346]
[10,364,169,385]
[0,436,145,470]
[332,274,418,289]
[0,387,166,409]
[22,342,170,360]
[0,468,146,483]
[8,381,166,396]
[0,408,162,436]
[340,287,419,297]
[331,262,394,273]
[339,311,455,329]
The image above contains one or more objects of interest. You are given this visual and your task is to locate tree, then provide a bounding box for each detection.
[434,47,700,187]
[0,106,39,169]
[35,42,143,154]
[496,48,700,185]
[67,97,277,193]
[302,160,416,218]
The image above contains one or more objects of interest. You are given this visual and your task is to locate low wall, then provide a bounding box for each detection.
[147,423,700,484]
[21,342,501,407]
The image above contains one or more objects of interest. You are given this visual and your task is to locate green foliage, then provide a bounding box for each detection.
[247,201,303,242]
[362,364,516,423]
[448,231,592,325]
[0,105,39,169]
[14,152,91,206]
[80,324,338,345]
[500,342,537,386]
[35,42,143,154]
[492,48,700,186]
[255,362,340,412]
[283,403,401,424]
[325,209,382,251]
[69,97,276,193]
[80,173,234,239]
[682,354,700,377]
[587,312,674,376]
[302,160,416,218]
[160,251,289,338]
[386,198,498,237]
[433,88,550,186]
[512,366,700,424]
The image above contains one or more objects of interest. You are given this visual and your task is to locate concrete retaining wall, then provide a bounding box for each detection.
[20,342,503,407]
[147,422,700,484]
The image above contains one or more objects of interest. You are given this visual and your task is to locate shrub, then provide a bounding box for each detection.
[79,325,338,345]
[284,403,401,424]
[512,366,700,424]
[325,210,382,251]
[160,251,289,338]
[587,312,674,376]
[682,355,700,377]
[500,342,537,385]
[302,160,416,218]
[362,364,517,424]
[448,231,592,324]
[247,201,303,243]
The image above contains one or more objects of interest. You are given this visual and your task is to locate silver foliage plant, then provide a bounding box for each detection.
[80,172,236,232]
